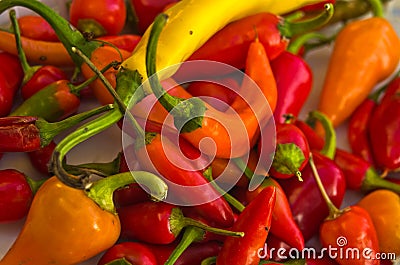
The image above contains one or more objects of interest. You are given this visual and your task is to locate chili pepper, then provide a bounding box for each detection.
[317,0,400,128]
[334,148,400,193]
[309,154,380,265]
[8,9,68,101]
[27,140,56,174]
[306,257,339,264]
[293,118,324,152]
[266,122,310,180]
[185,6,333,77]
[278,111,346,241]
[216,186,276,265]
[0,171,168,264]
[246,177,305,251]
[122,0,333,82]
[130,0,180,34]
[147,241,222,265]
[368,76,400,172]
[0,105,111,153]
[347,97,377,165]
[357,189,400,255]
[135,132,236,227]
[97,34,141,53]
[117,201,242,244]
[0,169,44,223]
[271,51,313,124]
[262,233,292,261]
[185,78,239,112]
[0,71,17,118]
[69,0,127,37]
[145,15,278,158]
[97,241,158,265]
[17,15,58,42]
[298,0,335,12]
[0,51,23,92]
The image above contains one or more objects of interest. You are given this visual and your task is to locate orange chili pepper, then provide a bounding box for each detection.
[0,171,168,264]
[0,30,74,66]
[317,0,400,128]
[144,15,277,158]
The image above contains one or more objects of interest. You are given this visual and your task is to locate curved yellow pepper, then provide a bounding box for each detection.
[122,0,325,80]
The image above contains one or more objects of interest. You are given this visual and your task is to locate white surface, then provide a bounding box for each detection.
[0,1,399,264]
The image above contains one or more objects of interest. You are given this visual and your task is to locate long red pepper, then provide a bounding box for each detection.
[334,148,400,193]
[135,132,235,227]
[117,201,242,244]
[187,6,334,74]
[216,186,276,265]
[270,50,313,124]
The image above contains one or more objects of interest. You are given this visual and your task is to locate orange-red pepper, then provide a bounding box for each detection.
[317,0,400,128]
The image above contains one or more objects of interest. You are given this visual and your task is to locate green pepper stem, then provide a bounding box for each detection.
[164,226,205,265]
[308,152,342,219]
[203,167,246,212]
[25,176,46,195]
[280,3,334,38]
[64,152,122,177]
[9,9,40,82]
[87,171,168,213]
[50,108,123,189]
[201,256,217,265]
[287,32,334,55]
[36,103,114,147]
[366,0,383,17]
[0,0,100,66]
[71,47,146,139]
[362,167,400,194]
[307,111,336,159]
[146,13,206,133]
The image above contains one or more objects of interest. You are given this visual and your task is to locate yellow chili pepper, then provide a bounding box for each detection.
[357,189,400,255]
[122,0,327,81]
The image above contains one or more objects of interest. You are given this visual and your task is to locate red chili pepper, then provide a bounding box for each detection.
[97,241,158,265]
[293,119,325,152]
[69,0,127,37]
[271,51,313,124]
[216,186,276,265]
[0,106,112,153]
[309,154,380,265]
[97,34,141,53]
[0,51,23,92]
[278,112,346,241]
[0,169,43,223]
[246,177,305,251]
[188,7,334,74]
[0,52,23,117]
[135,132,235,227]
[185,78,239,112]
[9,9,68,100]
[265,122,310,180]
[306,256,339,265]
[17,15,58,42]
[27,140,57,174]
[368,76,400,171]
[334,148,400,193]
[298,0,335,12]
[130,0,179,34]
[117,201,242,244]
[146,241,222,265]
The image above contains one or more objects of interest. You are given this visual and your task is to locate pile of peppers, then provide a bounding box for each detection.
[0,0,400,264]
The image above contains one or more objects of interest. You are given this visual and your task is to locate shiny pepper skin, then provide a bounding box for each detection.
[0,176,120,264]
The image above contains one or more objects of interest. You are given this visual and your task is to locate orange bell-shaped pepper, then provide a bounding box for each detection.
[317,0,400,128]
[357,189,400,256]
